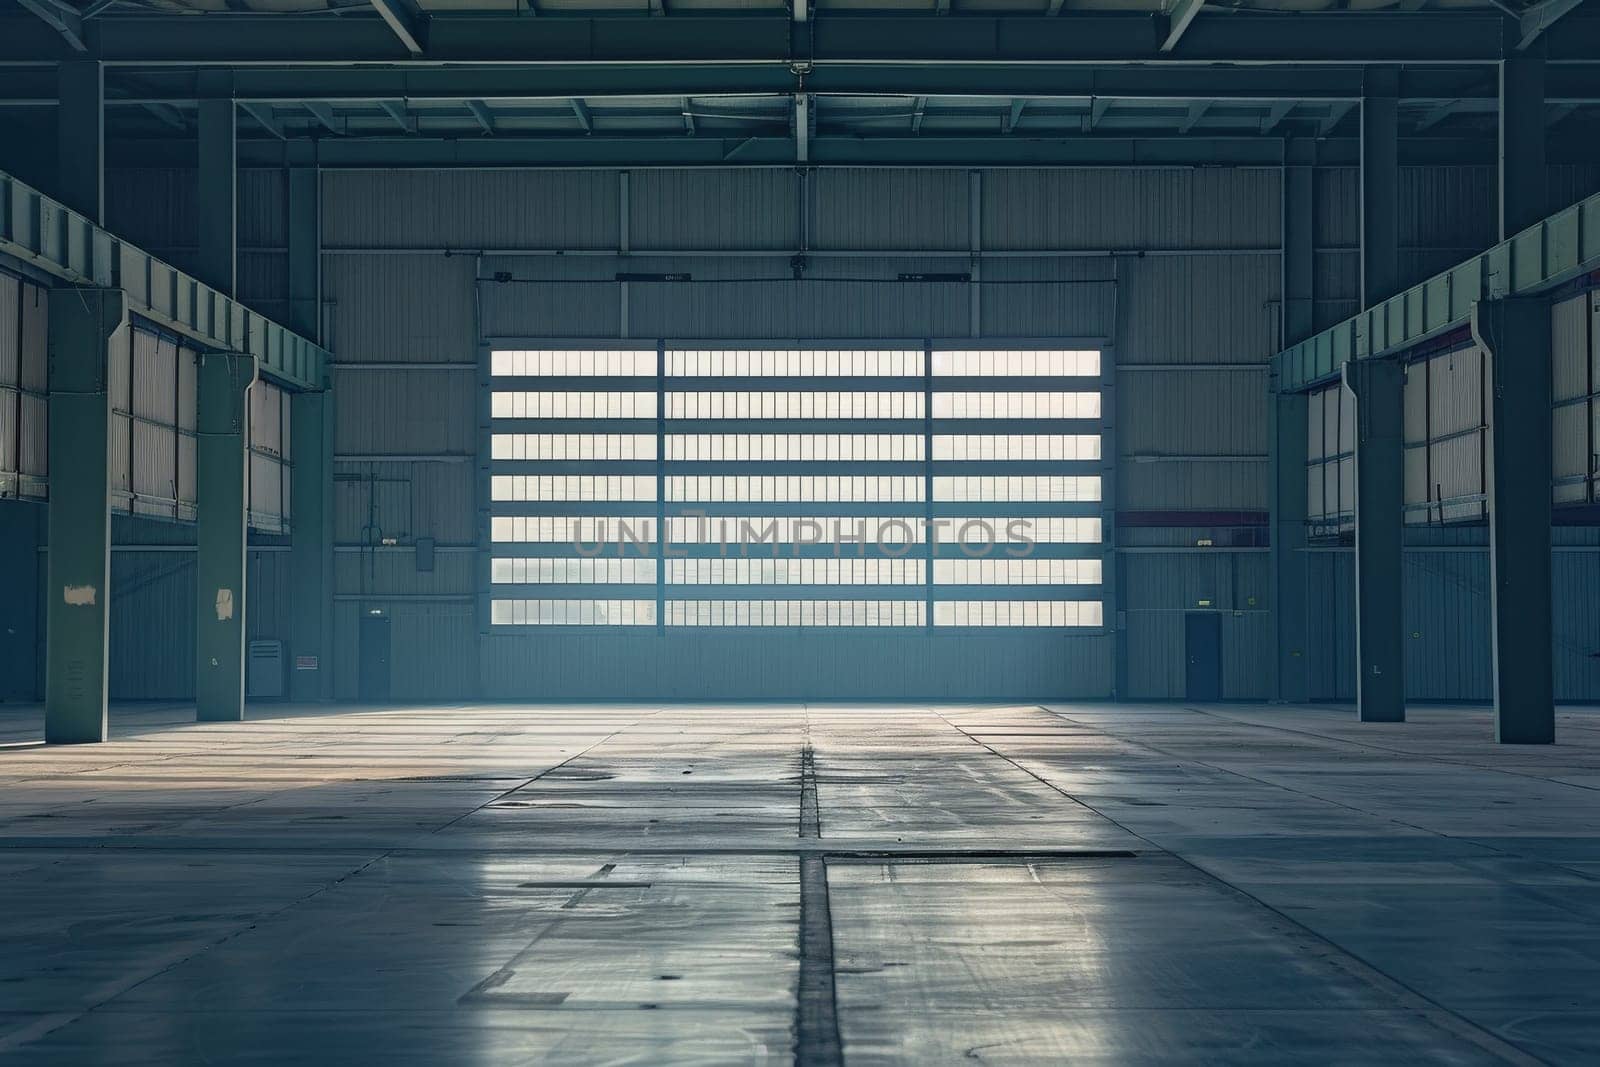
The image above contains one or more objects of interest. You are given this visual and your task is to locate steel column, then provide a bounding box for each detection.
[286,161,320,343]
[1500,35,1547,239]
[56,60,103,223]
[1271,391,1309,703]
[195,350,257,722]
[197,71,237,296]
[1283,140,1316,346]
[288,388,334,701]
[1472,297,1555,743]
[44,287,126,743]
[1342,357,1405,723]
[1361,68,1399,308]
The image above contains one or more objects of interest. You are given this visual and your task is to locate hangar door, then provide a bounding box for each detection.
[483,344,1109,698]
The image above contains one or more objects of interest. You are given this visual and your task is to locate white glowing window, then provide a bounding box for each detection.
[931,349,1100,377]
[666,475,924,502]
[933,476,1101,502]
[490,599,658,625]
[667,558,926,585]
[933,600,1103,627]
[666,434,924,462]
[666,391,924,419]
[491,558,658,584]
[667,349,923,377]
[490,515,658,545]
[933,558,1102,585]
[932,435,1101,461]
[491,391,657,419]
[491,434,656,460]
[931,392,1101,419]
[492,475,657,502]
[490,350,656,376]
[665,599,926,626]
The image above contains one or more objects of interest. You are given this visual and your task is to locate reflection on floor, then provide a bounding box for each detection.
[1,702,1597,1064]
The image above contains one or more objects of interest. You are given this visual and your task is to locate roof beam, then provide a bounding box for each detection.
[1260,99,1293,134]
[379,99,416,133]
[466,99,495,135]
[1519,0,1589,50]
[240,102,285,139]
[1178,99,1208,133]
[571,97,594,133]
[1161,0,1204,53]
[305,101,340,133]
[1089,96,1112,129]
[16,0,85,52]
[368,0,425,56]
[682,97,696,135]
[911,96,926,134]
[4,13,1591,65]
[144,101,185,131]
[1319,100,1357,136]
[1414,98,1460,132]
[1006,98,1026,133]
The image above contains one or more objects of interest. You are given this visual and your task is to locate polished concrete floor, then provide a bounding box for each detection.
[0,701,1598,1064]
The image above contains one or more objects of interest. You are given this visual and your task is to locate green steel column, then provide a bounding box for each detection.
[1472,297,1555,744]
[1361,68,1399,308]
[44,288,126,743]
[197,71,237,297]
[195,350,257,722]
[56,61,104,223]
[286,162,320,341]
[1343,357,1406,723]
[1500,33,1547,241]
[288,387,334,701]
[1272,390,1310,703]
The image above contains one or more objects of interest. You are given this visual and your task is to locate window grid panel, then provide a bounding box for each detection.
[933,558,1103,585]
[667,475,925,503]
[667,349,924,377]
[488,348,1107,629]
[932,600,1105,627]
[490,599,658,625]
[667,558,926,585]
[665,599,928,627]
[492,391,658,419]
[667,391,925,420]
[933,475,1102,502]
[931,350,1101,377]
[491,558,659,585]
[492,475,658,502]
[491,350,657,377]
[931,392,1101,419]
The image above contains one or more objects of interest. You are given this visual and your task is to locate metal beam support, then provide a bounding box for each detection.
[56,60,103,224]
[380,99,416,133]
[1179,100,1208,133]
[241,102,285,139]
[44,287,126,744]
[197,72,236,297]
[1161,0,1205,53]
[194,350,257,723]
[287,162,320,342]
[16,0,83,51]
[571,97,594,133]
[305,101,339,133]
[368,0,425,56]
[1472,296,1555,743]
[1342,357,1406,723]
[1519,0,1589,50]
[11,12,1587,65]
[1283,141,1316,346]
[288,388,335,701]
[466,99,495,135]
[1361,67,1399,308]
[1089,96,1111,129]
[1500,34,1546,240]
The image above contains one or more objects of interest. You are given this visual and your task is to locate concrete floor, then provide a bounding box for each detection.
[0,702,1598,1065]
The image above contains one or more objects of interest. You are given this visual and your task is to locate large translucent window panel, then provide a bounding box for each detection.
[491,516,658,544]
[667,515,925,544]
[931,392,1100,418]
[667,558,925,585]
[667,349,923,376]
[668,391,923,419]
[933,601,1103,627]
[667,434,923,461]
[491,350,655,376]
[492,558,658,584]
[934,476,1101,502]
[490,599,657,625]
[932,435,1101,461]
[932,350,1100,377]
[492,434,656,460]
[665,600,927,626]
[492,391,657,418]
[667,475,924,502]
[492,475,657,502]
[934,558,1102,585]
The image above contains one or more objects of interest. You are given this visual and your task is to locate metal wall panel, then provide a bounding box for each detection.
[979,257,1117,339]
[982,169,1267,251]
[1305,549,1356,700]
[631,169,797,251]
[1123,611,1183,698]
[1221,610,1272,700]
[479,631,1114,700]
[1313,167,1359,249]
[1554,549,1600,700]
[108,550,195,698]
[812,168,967,251]
[1119,369,1267,456]
[105,168,198,256]
[322,170,620,249]
[1119,459,1267,511]
[479,254,620,338]
[240,168,287,248]
[393,603,478,701]
[1399,166,1495,253]
[324,254,477,362]
[335,550,474,597]
[1548,164,1600,216]
[1117,255,1278,364]
[1552,293,1590,401]
[332,370,475,455]
[108,327,131,509]
[1403,549,1492,701]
